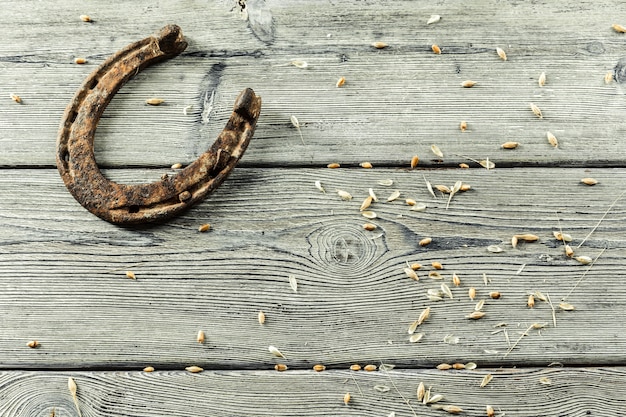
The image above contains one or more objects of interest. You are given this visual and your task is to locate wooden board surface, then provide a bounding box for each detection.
[2,0,626,168]
[2,0,626,415]
[1,367,625,417]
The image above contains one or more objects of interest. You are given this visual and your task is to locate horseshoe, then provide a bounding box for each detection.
[56,25,261,225]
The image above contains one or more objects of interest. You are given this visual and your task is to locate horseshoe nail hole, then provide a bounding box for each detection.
[88,78,99,90]
[128,205,140,214]
[68,111,78,123]
[63,152,70,163]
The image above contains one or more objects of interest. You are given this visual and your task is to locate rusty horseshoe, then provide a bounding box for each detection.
[56,25,261,225]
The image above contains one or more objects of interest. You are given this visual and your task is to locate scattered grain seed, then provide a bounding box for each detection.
[427,288,443,297]
[538,71,547,87]
[553,231,572,242]
[427,294,443,302]
[452,273,461,286]
[532,322,546,329]
[482,273,490,285]
[441,405,464,414]
[467,311,486,320]
[27,340,39,348]
[274,364,288,372]
[428,271,443,279]
[10,94,21,103]
[343,392,351,405]
[461,80,477,88]
[80,15,91,22]
[315,180,325,193]
[350,364,362,371]
[269,345,286,358]
[198,223,210,233]
[605,71,614,84]
[258,311,266,325]
[312,364,326,372]
[417,382,425,401]
[539,376,552,385]
[364,364,377,372]
[423,388,431,404]
[360,161,372,169]
[580,177,598,186]
[405,198,417,206]
[469,287,476,300]
[170,162,182,169]
[441,283,453,299]
[465,362,477,370]
[185,365,203,373]
[496,47,507,61]
[428,394,445,404]
[432,261,443,270]
[410,263,422,271]
[432,44,442,54]
[290,115,305,144]
[143,366,155,372]
[459,163,470,169]
[126,270,136,280]
[68,377,81,417]
[404,267,419,281]
[564,244,574,257]
[575,255,592,265]
[378,179,394,186]
[368,188,378,202]
[459,121,468,132]
[530,102,543,118]
[437,363,452,370]
[528,294,535,308]
[197,330,205,344]
[361,211,377,219]
[288,275,298,293]
[411,203,427,212]
[372,41,388,49]
[290,60,308,68]
[360,195,373,211]
[559,302,575,311]
[511,235,518,248]
[336,189,352,200]
[480,373,493,387]
[547,131,559,148]
[487,245,503,253]
[410,155,420,168]
[74,57,87,64]
[363,223,377,231]
[374,385,391,392]
[612,23,626,33]
[146,98,164,105]
[534,291,547,302]
[419,237,432,246]
[487,405,495,417]
[427,14,441,25]
[327,162,341,169]
[416,307,431,325]
[336,77,346,88]
[431,144,444,158]
[386,190,401,202]
[435,184,451,194]
[452,363,465,370]
[501,141,520,149]
[409,333,424,343]
[489,291,501,299]
[479,159,495,169]
[408,320,420,335]
[475,300,485,311]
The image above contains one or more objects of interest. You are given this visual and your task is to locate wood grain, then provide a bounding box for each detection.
[0,367,624,417]
[1,0,626,167]
[0,167,624,369]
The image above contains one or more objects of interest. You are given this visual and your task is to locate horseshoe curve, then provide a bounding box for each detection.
[56,25,261,225]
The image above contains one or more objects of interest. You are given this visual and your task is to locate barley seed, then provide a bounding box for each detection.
[432,44,442,54]
[146,98,164,105]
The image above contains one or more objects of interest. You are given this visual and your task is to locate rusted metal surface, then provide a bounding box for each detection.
[56,25,262,225]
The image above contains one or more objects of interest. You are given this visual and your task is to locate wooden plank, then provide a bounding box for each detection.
[2,0,626,167]
[0,367,624,416]
[1,167,624,368]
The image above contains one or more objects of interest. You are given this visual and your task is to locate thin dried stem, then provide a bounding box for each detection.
[379,360,418,417]
[577,189,626,248]
[503,324,534,358]
[562,246,607,301]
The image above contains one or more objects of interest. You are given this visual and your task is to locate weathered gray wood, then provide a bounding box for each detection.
[1,0,626,167]
[0,367,624,417]
[0,167,624,369]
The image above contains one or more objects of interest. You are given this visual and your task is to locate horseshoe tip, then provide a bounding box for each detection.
[234,88,262,121]
[156,24,188,55]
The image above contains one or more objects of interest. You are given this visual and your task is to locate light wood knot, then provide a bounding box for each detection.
[307,220,386,275]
